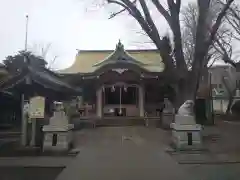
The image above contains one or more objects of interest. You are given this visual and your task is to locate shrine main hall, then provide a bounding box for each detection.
[60,41,175,119]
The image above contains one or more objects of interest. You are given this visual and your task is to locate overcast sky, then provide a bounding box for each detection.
[0,0,229,70]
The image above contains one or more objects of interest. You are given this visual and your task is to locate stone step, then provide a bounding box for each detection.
[97,118,146,126]
[72,117,162,129]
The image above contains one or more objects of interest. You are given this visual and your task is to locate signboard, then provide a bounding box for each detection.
[23,101,29,115]
[29,96,45,119]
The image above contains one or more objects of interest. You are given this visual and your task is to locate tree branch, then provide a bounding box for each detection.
[108,0,152,38]
[225,16,240,35]
[208,55,217,68]
[207,0,234,47]
[168,0,186,71]
[121,0,161,44]
[176,0,181,14]
[151,0,171,23]
[192,0,234,73]
[167,0,175,15]
[214,37,236,67]
[108,0,133,19]
[139,0,160,39]
[109,9,126,19]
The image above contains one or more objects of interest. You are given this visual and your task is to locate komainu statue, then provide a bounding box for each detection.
[178,100,194,116]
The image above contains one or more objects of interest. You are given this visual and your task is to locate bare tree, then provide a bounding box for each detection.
[30,43,59,70]
[181,0,234,69]
[181,3,198,68]
[214,1,240,114]
[222,75,236,114]
[223,1,240,39]
[102,0,235,108]
[209,0,240,67]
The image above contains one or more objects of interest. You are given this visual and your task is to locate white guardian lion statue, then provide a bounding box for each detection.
[178,100,195,116]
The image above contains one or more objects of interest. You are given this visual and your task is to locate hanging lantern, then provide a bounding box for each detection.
[119,86,122,115]
[111,85,115,92]
[119,108,122,115]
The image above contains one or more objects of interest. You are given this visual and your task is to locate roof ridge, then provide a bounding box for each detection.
[93,41,146,67]
[78,49,158,54]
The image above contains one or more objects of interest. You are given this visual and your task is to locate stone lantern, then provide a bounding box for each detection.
[42,101,74,151]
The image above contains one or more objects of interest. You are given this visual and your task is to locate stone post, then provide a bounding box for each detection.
[96,87,103,118]
[139,85,145,117]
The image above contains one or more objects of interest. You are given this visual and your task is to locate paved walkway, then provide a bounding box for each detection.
[56,127,193,180]
[0,157,74,167]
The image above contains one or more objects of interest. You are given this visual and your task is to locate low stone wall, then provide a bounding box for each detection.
[215,114,240,122]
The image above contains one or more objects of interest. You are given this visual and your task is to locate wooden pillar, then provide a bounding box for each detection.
[139,85,145,117]
[21,94,27,146]
[96,87,103,118]
[30,118,36,146]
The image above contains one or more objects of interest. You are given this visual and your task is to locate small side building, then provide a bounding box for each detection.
[0,62,82,127]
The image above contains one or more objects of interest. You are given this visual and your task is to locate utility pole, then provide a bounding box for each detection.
[209,72,214,125]
[21,15,29,146]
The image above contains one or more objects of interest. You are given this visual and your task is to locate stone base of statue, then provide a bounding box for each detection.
[42,102,74,152]
[42,124,74,151]
[170,115,202,150]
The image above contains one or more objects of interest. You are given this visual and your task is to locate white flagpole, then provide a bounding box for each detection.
[21,15,29,146]
[24,15,29,51]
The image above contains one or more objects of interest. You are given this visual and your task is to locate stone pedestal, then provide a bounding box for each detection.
[162,112,174,129]
[42,102,74,152]
[170,115,202,150]
[43,125,74,151]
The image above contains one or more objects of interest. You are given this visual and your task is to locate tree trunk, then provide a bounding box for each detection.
[173,67,204,111]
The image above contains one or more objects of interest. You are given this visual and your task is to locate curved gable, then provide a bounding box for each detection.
[93,40,145,67]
